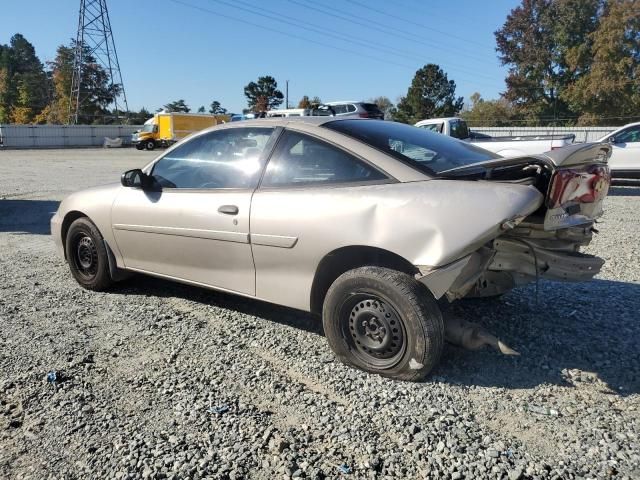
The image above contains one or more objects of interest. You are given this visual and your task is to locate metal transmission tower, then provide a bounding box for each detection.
[69,0,129,124]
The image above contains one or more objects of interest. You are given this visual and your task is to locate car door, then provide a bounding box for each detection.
[609,126,640,173]
[112,127,276,295]
[250,129,391,310]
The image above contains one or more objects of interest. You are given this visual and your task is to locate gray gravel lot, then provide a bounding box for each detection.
[0,148,639,479]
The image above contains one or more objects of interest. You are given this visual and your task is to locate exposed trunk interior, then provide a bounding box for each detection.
[427,144,611,300]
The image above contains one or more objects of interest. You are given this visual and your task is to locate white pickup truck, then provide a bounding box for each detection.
[415,117,575,157]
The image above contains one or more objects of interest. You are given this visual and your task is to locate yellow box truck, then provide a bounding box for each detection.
[133,112,230,150]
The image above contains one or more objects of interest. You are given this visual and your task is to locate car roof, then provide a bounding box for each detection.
[325,101,361,105]
[200,116,335,133]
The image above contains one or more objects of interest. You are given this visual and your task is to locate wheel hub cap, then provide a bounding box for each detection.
[75,235,97,276]
[349,298,403,359]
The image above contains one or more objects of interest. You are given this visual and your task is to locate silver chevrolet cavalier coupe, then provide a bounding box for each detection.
[51,118,611,381]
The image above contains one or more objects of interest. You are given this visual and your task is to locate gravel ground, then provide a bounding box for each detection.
[0,148,638,480]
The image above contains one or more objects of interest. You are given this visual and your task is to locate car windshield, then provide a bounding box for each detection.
[141,124,155,133]
[324,120,500,175]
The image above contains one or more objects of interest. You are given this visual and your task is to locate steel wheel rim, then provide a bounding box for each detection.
[73,233,98,279]
[340,293,407,369]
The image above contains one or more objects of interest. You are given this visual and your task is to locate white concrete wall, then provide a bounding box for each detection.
[0,124,143,148]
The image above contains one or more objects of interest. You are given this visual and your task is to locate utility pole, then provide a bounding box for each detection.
[285,80,289,109]
[69,0,129,124]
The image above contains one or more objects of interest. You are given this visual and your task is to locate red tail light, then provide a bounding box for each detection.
[547,165,610,209]
[359,113,369,118]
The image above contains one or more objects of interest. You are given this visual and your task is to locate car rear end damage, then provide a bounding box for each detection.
[418,143,612,302]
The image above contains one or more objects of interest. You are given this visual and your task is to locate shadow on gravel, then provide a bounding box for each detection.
[112,275,323,336]
[437,278,640,396]
[0,199,59,234]
[112,272,638,395]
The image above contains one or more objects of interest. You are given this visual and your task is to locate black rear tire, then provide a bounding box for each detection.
[144,140,155,151]
[322,266,444,381]
[65,217,113,291]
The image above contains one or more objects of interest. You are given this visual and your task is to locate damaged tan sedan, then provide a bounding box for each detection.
[51,118,611,381]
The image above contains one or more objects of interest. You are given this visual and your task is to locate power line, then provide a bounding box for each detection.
[169,0,419,71]
[171,0,610,96]
[345,0,496,51]
[209,0,422,62]
[169,0,507,91]
[287,0,496,65]
[208,0,500,83]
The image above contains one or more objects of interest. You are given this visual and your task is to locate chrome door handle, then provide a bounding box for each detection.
[218,205,239,215]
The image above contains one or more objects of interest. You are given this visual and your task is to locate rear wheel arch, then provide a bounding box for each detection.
[310,246,419,315]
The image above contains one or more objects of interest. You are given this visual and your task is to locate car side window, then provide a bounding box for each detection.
[261,131,388,187]
[616,127,640,143]
[449,120,469,140]
[419,123,444,134]
[151,128,274,189]
[331,104,347,115]
[346,104,357,113]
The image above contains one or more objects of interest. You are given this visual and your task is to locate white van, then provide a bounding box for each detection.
[266,108,310,118]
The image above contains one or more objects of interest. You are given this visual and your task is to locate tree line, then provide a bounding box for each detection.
[0,36,129,125]
[0,0,637,126]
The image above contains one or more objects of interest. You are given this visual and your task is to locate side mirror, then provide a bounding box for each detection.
[608,136,617,144]
[153,125,159,133]
[121,169,150,188]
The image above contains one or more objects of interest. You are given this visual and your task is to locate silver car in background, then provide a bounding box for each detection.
[51,118,611,380]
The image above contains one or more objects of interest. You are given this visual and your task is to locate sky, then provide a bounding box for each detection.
[1,0,520,114]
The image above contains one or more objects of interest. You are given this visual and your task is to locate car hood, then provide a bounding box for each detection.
[58,183,121,216]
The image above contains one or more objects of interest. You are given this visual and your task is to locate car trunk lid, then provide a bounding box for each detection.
[436,143,612,231]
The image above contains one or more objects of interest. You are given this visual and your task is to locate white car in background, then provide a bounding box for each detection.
[597,122,640,178]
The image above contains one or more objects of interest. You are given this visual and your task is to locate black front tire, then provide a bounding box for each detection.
[65,217,113,291]
[322,267,444,381]
[135,143,144,150]
[144,140,155,151]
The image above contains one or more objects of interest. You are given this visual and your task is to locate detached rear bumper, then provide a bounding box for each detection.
[416,230,604,301]
[50,212,64,259]
[489,238,604,282]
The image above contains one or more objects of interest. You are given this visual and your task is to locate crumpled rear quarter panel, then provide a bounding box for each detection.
[250,180,543,311]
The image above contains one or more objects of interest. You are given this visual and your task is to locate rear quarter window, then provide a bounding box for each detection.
[324,120,499,175]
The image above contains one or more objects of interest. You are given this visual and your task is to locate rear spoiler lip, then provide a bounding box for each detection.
[541,142,611,168]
